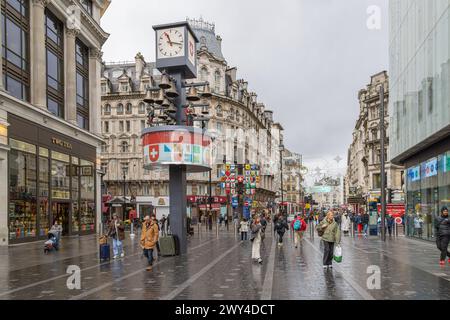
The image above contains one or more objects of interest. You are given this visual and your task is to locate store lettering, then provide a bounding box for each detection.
[52,138,73,150]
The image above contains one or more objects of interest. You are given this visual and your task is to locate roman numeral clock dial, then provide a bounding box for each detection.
[158,28,185,58]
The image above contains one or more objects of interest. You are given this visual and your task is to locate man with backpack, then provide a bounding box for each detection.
[291,214,307,248]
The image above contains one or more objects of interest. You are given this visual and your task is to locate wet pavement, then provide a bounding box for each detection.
[1,223,450,300]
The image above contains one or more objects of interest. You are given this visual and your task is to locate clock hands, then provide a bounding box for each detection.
[164,32,173,46]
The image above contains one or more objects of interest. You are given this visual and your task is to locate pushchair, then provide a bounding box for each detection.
[44,229,60,254]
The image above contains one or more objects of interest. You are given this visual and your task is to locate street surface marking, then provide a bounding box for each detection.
[0,238,216,298]
[261,232,276,300]
[304,238,375,300]
[161,242,241,300]
[69,238,217,300]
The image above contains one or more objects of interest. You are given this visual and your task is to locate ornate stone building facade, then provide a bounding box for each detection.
[282,149,304,214]
[345,71,404,212]
[100,18,284,220]
[0,0,110,245]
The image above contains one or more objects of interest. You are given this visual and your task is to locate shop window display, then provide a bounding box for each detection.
[51,151,70,200]
[9,140,37,240]
[80,160,95,231]
[72,157,80,233]
[38,151,50,237]
[405,152,450,241]
[419,158,438,240]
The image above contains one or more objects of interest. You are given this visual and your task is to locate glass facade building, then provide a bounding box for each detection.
[390,1,450,240]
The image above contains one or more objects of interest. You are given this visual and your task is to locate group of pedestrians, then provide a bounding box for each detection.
[106,212,166,271]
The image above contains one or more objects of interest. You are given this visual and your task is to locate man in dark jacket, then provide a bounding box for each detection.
[362,212,370,235]
[274,213,289,247]
[387,215,395,236]
[435,207,450,265]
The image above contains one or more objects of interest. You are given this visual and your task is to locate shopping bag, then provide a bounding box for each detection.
[333,245,342,263]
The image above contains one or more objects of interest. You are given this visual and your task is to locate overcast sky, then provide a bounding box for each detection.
[101,0,389,185]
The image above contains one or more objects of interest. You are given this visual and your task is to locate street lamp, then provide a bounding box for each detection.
[279,143,285,216]
[122,163,129,222]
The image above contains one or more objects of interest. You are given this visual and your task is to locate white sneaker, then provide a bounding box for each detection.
[120,252,124,258]
[113,255,118,259]
[257,258,263,264]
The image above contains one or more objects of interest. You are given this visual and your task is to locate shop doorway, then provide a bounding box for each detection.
[52,202,70,236]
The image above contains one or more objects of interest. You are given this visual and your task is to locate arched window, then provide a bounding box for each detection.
[138,102,146,114]
[104,104,111,115]
[200,66,208,82]
[121,141,129,153]
[101,142,108,153]
[216,105,223,117]
[214,70,221,92]
[117,103,124,114]
[126,103,132,114]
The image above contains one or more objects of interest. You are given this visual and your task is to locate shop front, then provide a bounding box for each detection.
[7,115,96,244]
[187,195,227,225]
[404,141,450,241]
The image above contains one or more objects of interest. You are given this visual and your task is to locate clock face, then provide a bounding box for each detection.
[157,27,185,59]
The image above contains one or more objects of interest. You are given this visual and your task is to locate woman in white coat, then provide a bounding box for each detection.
[341,212,351,236]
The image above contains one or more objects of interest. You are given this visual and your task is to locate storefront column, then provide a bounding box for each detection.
[65,27,80,125]
[89,48,103,136]
[0,107,9,245]
[0,16,4,92]
[30,0,50,109]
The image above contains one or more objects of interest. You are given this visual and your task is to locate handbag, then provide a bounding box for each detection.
[317,223,328,237]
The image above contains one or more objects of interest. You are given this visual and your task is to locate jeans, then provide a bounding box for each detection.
[112,238,123,257]
[323,241,335,266]
[436,235,450,261]
[143,248,154,266]
[363,224,368,234]
[241,231,248,241]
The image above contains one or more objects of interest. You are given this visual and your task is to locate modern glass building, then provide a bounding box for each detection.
[390,1,450,240]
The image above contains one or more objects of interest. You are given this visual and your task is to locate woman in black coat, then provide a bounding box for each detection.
[435,207,450,266]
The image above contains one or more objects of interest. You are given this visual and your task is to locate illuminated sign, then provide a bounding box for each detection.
[142,127,212,173]
[423,158,437,178]
[407,166,420,182]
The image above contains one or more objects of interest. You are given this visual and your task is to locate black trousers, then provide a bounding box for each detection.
[277,231,285,244]
[323,241,335,266]
[241,231,248,241]
[436,235,450,261]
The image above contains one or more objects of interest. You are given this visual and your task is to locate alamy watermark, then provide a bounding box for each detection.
[366,5,381,30]
[66,265,81,290]
[366,265,381,290]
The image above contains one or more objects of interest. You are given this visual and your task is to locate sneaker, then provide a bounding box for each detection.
[440,260,445,266]
[323,266,328,270]
[146,266,153,271]
[328,265,333,269]
[257,258,263,264]
[113,255,118,259]
[120,252,125,258]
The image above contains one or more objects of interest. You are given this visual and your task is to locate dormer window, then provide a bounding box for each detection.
[214,70,221,93]
[120,82,129,92]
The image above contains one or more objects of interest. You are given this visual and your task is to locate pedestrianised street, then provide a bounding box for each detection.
[1,226,450,300]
